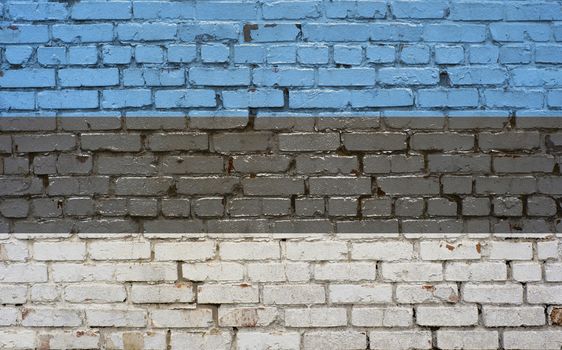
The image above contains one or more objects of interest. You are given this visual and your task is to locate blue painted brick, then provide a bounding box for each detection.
[123,69,185,87]
[449,2,504,21]
[423,24,486,43]
[201,44,230,63]
[555,24,562,41]
[37,47,67,65]
[52,24,113,43]
[189,68,250,86]
[103,45,133,65]
[245,24,300,43]
[366,45,395,63]
[68,46,98,65]
[469,46,499,64]
[222,89,284,108]
[391,0,448,19]
[499,45,532,64]
[234,45,265,64]
[290,90,350,109]
[0,69,55,88]
[334,45,363,65]
[263,1,320,19]
[512,68,562,88]
[253,68,315,87]
[59,68,119,87]
[154,90,216,108]
[434,46,464,65]
[325,0,387,19]
[505,2,562,21]
[448,67,507,85]
[417,89,479,107]
[547,90,562,108]
[351,89,414,107]
[133,1,195,19]
[297,45,329,65]
[102,89,152,108]
[267,45,297,64]
[302,24,370,42]
[378,68,439,85]
[401,45,430,65]
[371,24,423,42]
[71,1,131,20]
[117,23,177,42]
[319,68,376,86]
[38,90,98,109]
[167,45,197,63]
[7,2,67,20]
[179,23,239,42]
[490,24,550,42]
[196,2,258,20]
[484,90,544,109]
[0,92,35,110]
[4,46,33,65]
[135,45,164,64]
[536,45,562,64]
[0,24,49,44]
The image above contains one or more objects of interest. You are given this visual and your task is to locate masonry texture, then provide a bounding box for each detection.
[0,233,561,350]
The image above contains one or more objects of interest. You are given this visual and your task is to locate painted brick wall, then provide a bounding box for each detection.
[0,233,562,349]
[0,0,561,115]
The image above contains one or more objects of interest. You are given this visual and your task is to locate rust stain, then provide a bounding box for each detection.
[123,332,144,350]
[475,242,482,254]
[551,308,562,326]
[227,158,234,175]
[243,24,258,42]
[422,284,435,292]
[21,308,31,320]
[446,244,455,251]
[239,283,251,288]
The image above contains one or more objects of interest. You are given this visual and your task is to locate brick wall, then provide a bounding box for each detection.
[0,233,561,349]
[0,0,562,115]
[2,1,562,348]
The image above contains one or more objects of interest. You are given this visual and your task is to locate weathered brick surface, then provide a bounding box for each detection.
[0,233,559,349]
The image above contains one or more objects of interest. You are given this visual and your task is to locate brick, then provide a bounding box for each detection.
[309,177,371,195]
[416,305,478,326]
[483,306,546,327]
[382,262,443,282]
[243,177,305,196]
[436,330,499,350]
[285,308,347,327]
[279,133,340,151]
[197,284,259,304]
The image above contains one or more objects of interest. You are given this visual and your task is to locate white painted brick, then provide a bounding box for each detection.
[314,262,376,281]
[329,284,393,303]
[31,284,59,302]
[22,308,82,327]
[106,331,167,350]
[303,330,367,350]
[416,305,478,326]
[89,241,151,260]
[171,331,233,350]
[463,283,523,304]
[219,241,280,260]
[0,241,29,261]
[0,285,27,304]
[0,330,36,349]
[86,308,146,327]
[284,307,347,327]
[131,283,195,303]
[218,306,277,327]
[247,262,310,282]
[43,330,100,349]
[183,262,244,281]
[351,307,413,327]
[537,240,559,260]
[445,262,507,281]
[527,284,562,304]
[512,262,542,282]
[483,306,546,327]
[351,241,414,261]
[489,241,533,260]
[545,263,562,281]
[436,330,499,350]
[286,241,347,260]
[64,284,126,303]
[263,284,325,304]
[154,241,215,261]
[197,284,259,304]
[395,283,459,303]
[369,331,432,350]
[504,330,562,350]
[0,307,18,326]
[150,309,213,328]
[382,262,443,281]
[0,264,48,283]
[33,241,86,261]
[420,240,481,260]
[237,331,300,350]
